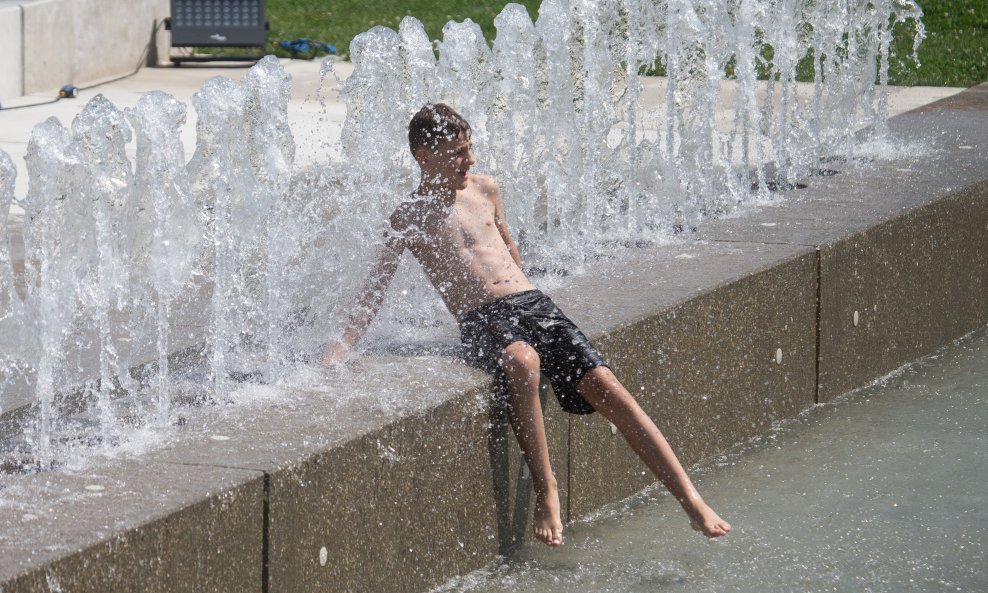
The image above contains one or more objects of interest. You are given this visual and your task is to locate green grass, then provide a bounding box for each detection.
[888,0,988,86]
[264,0,542,58]
[247,0,986,87]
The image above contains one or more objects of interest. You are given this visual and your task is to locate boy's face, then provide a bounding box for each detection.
[416,133,475,191]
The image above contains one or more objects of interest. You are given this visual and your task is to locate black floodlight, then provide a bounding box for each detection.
[168,0,267,48]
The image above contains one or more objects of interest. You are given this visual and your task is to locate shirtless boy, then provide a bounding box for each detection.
[322,103,731,547]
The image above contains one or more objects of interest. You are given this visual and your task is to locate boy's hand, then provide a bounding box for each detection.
[321,341,351,366]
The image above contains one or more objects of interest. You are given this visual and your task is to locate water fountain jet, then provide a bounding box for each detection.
[0,0,928,481]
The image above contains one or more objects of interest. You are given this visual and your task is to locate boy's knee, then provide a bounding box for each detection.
[578,367,635,408]
[500,341,540,377]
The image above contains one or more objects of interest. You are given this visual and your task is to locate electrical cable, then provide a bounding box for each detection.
[0,20,167,111]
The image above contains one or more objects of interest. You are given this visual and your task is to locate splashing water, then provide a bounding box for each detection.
[126,91,201,425]
[0,0,924,469]
[0,152,18,325]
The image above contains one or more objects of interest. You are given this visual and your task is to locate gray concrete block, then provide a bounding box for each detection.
[0,3,23,100]
[548,238,818,517]
[698,83,988,404]
[910,81,988,114]
[817,181,988,401]
[697,150,984,251]
[562,246,818,519]
[20,0,169,94]
[21,0,74,94]
[137,356,560,593]
[153,0,171,67]
[699,86,988,253]
[265,383,567,593]
[71,0,168,84]
[266,386,535,593]
[0,460,264,593]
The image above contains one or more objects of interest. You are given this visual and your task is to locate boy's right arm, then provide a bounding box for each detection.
[321,230,406,365]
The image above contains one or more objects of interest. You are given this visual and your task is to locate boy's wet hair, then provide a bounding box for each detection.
[408,103,471,153]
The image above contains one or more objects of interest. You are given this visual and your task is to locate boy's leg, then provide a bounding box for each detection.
[499,341,563,547]
[576,366,731,537]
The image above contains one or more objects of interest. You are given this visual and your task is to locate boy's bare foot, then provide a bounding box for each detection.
[685,501,732,538]
[533,488,563,547]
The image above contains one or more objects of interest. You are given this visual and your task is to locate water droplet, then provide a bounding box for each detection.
[319,546,328,566]
[853,311,860,327]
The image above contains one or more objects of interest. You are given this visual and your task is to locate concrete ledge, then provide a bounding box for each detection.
[0,460,264,593]
[266,384,548,593]
[818,181,988,400]
[125,358,563,593]
[562,248,818,517]
[1,84,986,592]
[695,83,988,402]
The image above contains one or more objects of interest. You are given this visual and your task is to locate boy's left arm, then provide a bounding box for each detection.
[488,179,523,268]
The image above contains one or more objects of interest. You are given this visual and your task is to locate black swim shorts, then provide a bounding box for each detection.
[458,290,607,415]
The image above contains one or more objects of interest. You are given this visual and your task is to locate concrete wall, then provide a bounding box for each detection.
[1,460,264,593]
[0,2,24,101]
[817,180,988,401]
[0,84,985,592]
[567,250,819,517]
[0,0,169,100]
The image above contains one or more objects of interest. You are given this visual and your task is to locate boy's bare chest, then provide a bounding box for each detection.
[407,199,497,252]
[447,202,496,248]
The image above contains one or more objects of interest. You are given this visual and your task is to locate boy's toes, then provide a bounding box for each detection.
[533,525,564,547]
[691,519,732,538]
